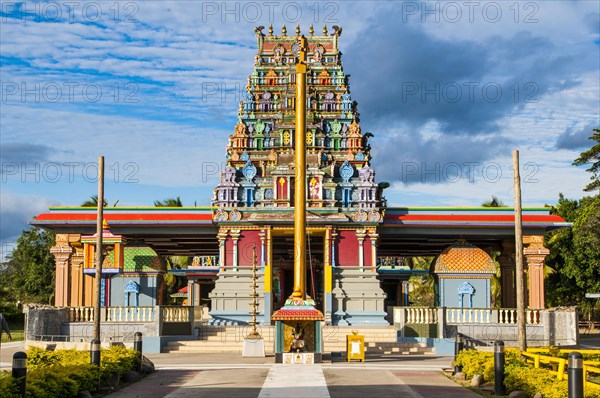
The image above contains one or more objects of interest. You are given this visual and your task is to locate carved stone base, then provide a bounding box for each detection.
[242,337,265,357]
[209,269,266,325]
[331,268,388,326]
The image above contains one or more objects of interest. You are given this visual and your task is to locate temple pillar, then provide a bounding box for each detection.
[524,235,549,309]
[217,230,227,268]
[356,229,366,271]
[369,232,379,269]
[402,281,410,306]
[51,234,74,307]
[69,245,85,307]
[498,239,516,308]
[231,230,240,271]
[331,231,337,267]
[186,280,193,306]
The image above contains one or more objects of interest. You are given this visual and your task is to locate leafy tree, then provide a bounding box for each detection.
[153,197,186,301]
[407,257,435,306]
[154,196,183,207]
[0,227,56,304]
[573,128,600,192]
[545,194,600,318]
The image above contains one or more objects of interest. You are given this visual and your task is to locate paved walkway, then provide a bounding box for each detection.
[2,344,482,397]
[106,353,482,398]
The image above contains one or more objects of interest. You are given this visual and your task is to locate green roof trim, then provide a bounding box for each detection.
[46,206,552,212]
[48,206,214,211]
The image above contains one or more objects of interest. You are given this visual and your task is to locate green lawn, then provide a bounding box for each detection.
[1,319,24,342]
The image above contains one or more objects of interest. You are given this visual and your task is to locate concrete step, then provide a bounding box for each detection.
[165,340,433,355]
[203,335,276,342]
[164,340,276,354]
[169,325,429,355]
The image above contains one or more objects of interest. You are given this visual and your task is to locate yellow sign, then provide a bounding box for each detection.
[346,331,365,362]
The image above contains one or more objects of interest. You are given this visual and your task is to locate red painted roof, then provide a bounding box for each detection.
[33,209,212,225]
[384,214,564,223]
[30,207,568,231]
[271,308,324,321]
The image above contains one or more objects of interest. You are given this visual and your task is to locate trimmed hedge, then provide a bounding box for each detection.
[454,348,600,398]
[0,345,141,398]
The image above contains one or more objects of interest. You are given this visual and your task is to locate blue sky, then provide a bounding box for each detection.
[1,1,599,257]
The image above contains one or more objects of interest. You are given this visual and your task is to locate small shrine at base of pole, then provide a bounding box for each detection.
[272,294,324,364]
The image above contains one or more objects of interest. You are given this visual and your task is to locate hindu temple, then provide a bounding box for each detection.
[30,25,571,353]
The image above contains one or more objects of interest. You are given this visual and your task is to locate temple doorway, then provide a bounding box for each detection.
[271,232,324,313]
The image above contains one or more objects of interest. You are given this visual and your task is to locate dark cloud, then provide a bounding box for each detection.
[0,194,58,260]
[0,199,44,241]
[339,7,597,186]
[585,12,600,38]
[344,10,597,136]
[556,122,599,150]
[371,131,513,185]
[0,142,53,163]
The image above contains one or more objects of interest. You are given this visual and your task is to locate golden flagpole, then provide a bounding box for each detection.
[292,35,308,299]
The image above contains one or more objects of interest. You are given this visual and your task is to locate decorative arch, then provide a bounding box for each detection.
[457,282,475,308]
[124,280,140,307]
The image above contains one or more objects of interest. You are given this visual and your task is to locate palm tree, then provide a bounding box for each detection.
[81,195,109,207]
[489,252,502,308]
[163,256,189,304]
[406,256,435,306]
[154,196,183,207]
[482,195,506,207]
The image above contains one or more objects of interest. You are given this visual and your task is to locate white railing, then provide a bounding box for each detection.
[446,308,493,323]
[68,306,194,323]
[392,306,542,326]
[68,306,156,323]
[161,306,192,322]
[497,308,541,325]
[106,306,155,322]
[69,306,95,322]
[404,307,438,324]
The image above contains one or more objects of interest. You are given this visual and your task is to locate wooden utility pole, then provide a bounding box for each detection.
[93,156,105,341]
[513,150,526,351]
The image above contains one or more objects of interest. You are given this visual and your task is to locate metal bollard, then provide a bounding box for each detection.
[90,339,101,366]
[12,351,27,398]
[134,332,143,372]
[494,340,505,396]
[453,333,464,374]
[568,352,584,398]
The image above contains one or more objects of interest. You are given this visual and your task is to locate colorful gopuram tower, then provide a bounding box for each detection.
[210,25,387,326]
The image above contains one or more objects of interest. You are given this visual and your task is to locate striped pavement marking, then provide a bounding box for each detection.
[258,364,330,398]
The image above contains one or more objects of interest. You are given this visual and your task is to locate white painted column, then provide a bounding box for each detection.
[357,230,366,272]
[218,231,227,268]
[331,231,337,267]
[231,230,240,271]
[370,232,378,268]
